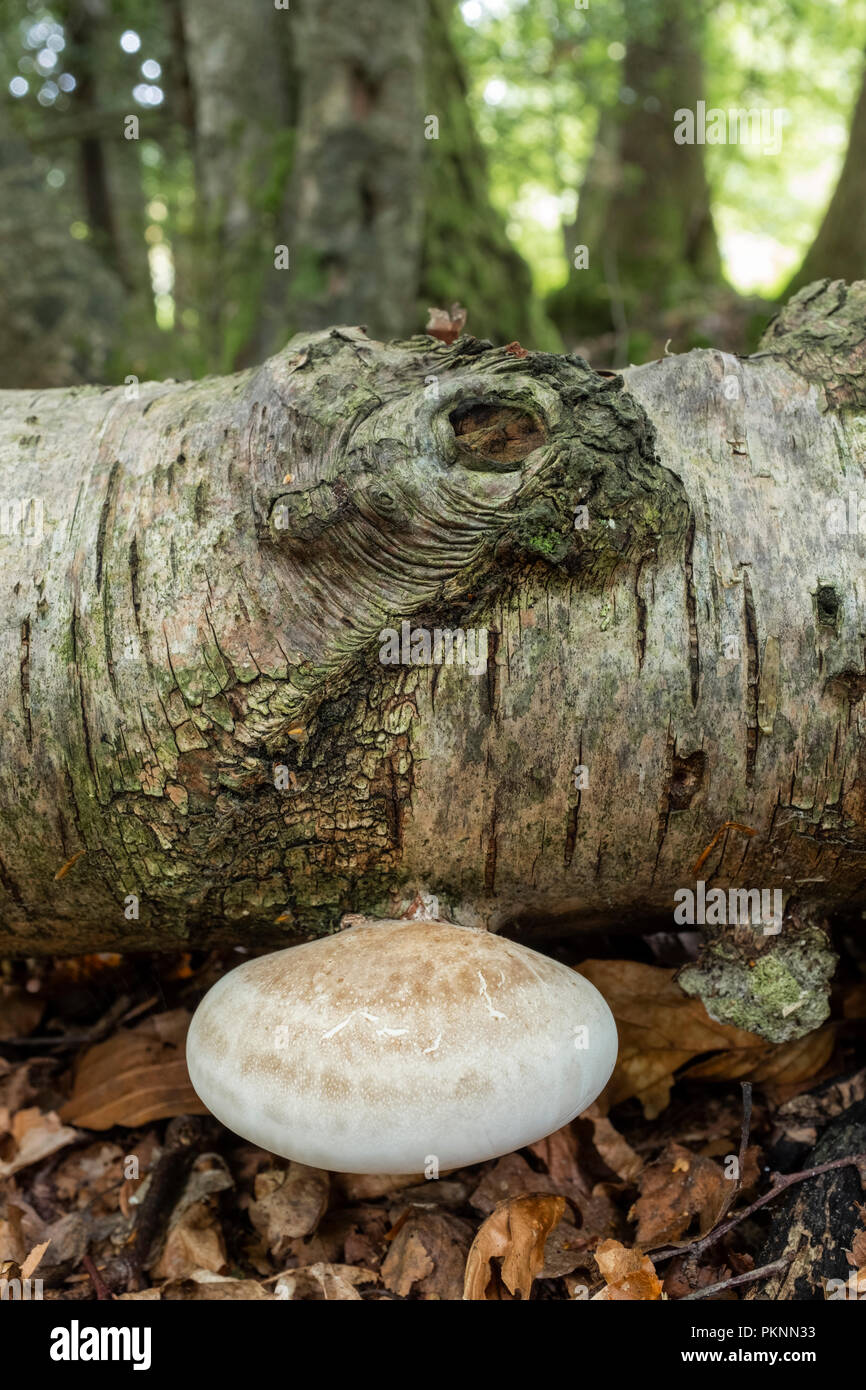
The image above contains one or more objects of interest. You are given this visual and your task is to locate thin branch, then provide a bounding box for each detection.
[737,1081,753,1181]
[651,1151,866,1263]
[715,1080,753,1226]
[82,1254,113,1301]
[678,1258,790,1301]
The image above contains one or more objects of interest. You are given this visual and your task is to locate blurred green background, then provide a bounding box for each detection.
[1,0,865,386]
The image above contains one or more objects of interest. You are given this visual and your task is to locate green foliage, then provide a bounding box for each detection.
[457,0,866,300]
[4,0,866,382]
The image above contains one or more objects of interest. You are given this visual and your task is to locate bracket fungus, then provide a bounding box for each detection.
[186,917,617,1174]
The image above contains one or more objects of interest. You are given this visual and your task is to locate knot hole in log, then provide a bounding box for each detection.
[449,401,546,472]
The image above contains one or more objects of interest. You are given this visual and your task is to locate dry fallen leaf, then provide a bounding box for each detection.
[381,1209,473,1299]
[273,1262,377,1301]
[629,1142,728,1246]
[684,1028,834,1086]
[53,1142,125,1210]
[582,1104,643,1181]
[20,1240,50,1280]
[151,1199,228,1281]
[593,1238,664,1301]
[425,302,467,344]
[463,1194,565,1301]
[470,1152,557,1215]
[0,1057,44,1115]
[775,1068,866,1128]
[60,1009,207,1128]
[147,1154,234,1280]
[0,1107,79,1177]
[663,1252,735,1300]
[577,960,831,1119]
[121,1271,274,1301]
[161,1273,273,1301]
[332,1171,421,1202]
[846,1219,866,1272]
[540,1218,592,1279]
[34,1213,88,1275]
[270,1204,382,1271]
[526,1126,582,1188]
[525,1124,620,1238]
[247,1163,330,1259]
[0,985,44,1040]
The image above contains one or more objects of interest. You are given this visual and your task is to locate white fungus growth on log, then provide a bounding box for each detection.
[186,917,618,1174]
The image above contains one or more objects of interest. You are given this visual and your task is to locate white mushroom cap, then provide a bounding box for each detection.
[186,918,617,1174]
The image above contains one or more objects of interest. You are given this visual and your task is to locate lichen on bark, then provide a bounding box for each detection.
[677,914,836,1045]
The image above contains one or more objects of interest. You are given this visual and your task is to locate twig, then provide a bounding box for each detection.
[651,1152,866,1263]
[678,1258,790,1301]
[1,994,133,1050]
[82,1254,113,1301]
[692,821,755,877]
[715,1081,753,1227]
[0,1033,99,1048]
[737,1081,753,1180]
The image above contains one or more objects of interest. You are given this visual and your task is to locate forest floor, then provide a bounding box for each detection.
[1,930,865,1302]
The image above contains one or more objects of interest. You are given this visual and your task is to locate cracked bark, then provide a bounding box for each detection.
[746,1097,866,1300]
[0,282,865,1048]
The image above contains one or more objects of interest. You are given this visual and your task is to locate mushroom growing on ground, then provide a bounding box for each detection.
[186,917,617,1174]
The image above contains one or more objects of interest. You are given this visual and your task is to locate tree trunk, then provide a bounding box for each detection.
[182,0,297,371]
[785,54,866,297]
[287,0,426,342]
[180,0,545,366]
[419,0,556,350]
[0,137,124,389]
[61,0,127,288]
[549,0,724,357]
[0,278,864,1040]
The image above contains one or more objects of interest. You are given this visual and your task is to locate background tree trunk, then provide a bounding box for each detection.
[60,0,153,314]
[419,0,556,349]
[784,54,866,297]
[0,136,124,388]
[286,0,425,342]
[179,0,546,367]
[549,0,726,359]
[182,0,297,370]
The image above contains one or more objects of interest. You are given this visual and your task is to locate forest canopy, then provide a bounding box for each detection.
[2,0,866,373]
